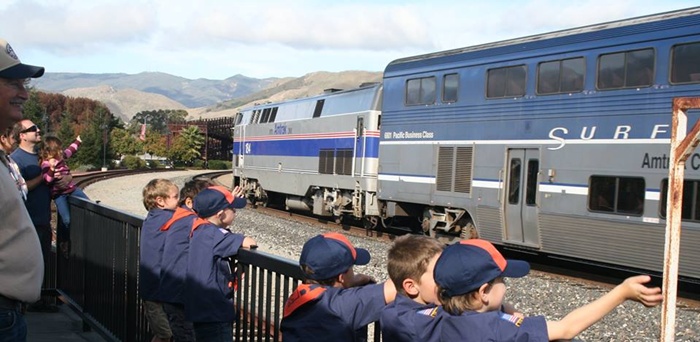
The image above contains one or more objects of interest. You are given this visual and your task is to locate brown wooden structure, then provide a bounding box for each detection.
[168,117,234,161]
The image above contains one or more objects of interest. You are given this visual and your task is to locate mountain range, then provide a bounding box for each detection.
[32,71,383,122]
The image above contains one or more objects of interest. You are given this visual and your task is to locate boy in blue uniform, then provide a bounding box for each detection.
[434,239,663,341]
[380,234,446,342]
[185,185,256,342]
[159,179,213,342]
[280,232,396,342]
[140,179,180,342]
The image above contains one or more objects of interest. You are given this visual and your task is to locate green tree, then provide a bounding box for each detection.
[169,126,205,165]
[129,109,189,135]
[56,112,75,143]
[56,115,78,168]
[22,89,44,126]
[142,130,167,157]
[110,127,143,158]
[71,107,114,169]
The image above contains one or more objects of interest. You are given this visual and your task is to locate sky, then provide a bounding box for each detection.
[1,0,698,80]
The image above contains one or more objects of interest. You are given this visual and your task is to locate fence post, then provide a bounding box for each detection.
[661,97,700,342]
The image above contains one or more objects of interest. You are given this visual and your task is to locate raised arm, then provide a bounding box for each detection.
[546,275,662,340]
[63,137,81,160]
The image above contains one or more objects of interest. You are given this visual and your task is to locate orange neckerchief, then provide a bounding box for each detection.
[160,207,196,231]
[190,217,211,237]
[283,284,327,318]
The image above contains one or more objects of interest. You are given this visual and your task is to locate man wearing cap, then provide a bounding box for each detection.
[0,38,46,341]
[434,239,663,341]
[184,185,256,342]
[280,232,396,342]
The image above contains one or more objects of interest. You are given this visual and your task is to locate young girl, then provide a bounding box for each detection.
[40,135,89,255]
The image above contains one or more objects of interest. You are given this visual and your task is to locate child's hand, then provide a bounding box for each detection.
[501,302,523,318]
[48,158,57,170]
[76,135,81,143]
[232,185,245,198]
[241,237,257,249]
[345,273,376,288]
[619,275,663,307]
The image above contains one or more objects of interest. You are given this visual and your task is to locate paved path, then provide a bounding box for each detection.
[26,303,107,341]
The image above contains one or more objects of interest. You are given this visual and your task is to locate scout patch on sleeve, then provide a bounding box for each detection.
[499,312,523,327]
[417,307,439,317]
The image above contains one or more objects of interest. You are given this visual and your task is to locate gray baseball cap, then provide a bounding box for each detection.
[0,39,44,79]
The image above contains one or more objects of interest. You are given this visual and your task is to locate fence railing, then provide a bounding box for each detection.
[56,197,381,341]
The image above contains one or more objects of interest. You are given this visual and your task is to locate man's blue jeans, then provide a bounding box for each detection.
[0,308,27,342]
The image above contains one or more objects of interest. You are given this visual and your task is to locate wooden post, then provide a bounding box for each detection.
[661,97,700,341]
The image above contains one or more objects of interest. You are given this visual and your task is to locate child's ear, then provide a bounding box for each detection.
[478,283,492,303]
[185,197,194,209]
[154,196,165,207]
[402,278,420,296]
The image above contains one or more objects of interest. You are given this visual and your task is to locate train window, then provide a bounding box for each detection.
[670,42,700,84]
[234,113,243,125]
[525,159,538,206]
[406,76,436,105]
[269,107,278,123]
[537,57,584,94]
[318,149,334,174]
[250,109,261,124]
[443,73,459,102]
[335,149,353,175]
[261,108,271,123]
[313,100,325,118]
[508,158,521,205]
[487,65,526,98]
[597,48,654,90]
[588,176,644,215]
[659,179,700,221]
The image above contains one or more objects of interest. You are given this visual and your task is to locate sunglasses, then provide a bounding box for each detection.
[20,125,39,133]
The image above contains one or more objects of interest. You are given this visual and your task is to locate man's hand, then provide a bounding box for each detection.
[53,173,73,188]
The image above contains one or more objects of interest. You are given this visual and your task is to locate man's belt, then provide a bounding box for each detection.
[0,294,21,311]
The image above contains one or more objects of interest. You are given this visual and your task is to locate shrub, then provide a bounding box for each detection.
[208,160,230,170]
[122,155,147,169]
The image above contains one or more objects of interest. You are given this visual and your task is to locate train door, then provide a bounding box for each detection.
[234,125,246,168]
[503,148,540,247]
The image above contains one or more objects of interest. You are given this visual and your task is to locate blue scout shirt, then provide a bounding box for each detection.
[440,310,548,342]
[280,282,386,342]
[380,294,445,342]
[159,206,196,305]
[184,221,245,323]
[139,208,174,301]
[12,148,51,226]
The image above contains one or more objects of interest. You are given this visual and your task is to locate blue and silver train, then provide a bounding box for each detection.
[234,7,700,282]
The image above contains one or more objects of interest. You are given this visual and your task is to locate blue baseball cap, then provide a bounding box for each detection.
[434,239,530,297]
[193,185,247,218]
[299,233,371,280]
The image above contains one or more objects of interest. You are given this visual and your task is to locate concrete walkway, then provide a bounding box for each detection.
[26,304,107,342]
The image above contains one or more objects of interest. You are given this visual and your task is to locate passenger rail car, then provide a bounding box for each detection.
[380,7,700,281]
[233,85,382,223]
[234,7,700,282]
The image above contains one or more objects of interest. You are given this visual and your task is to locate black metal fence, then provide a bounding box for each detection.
[54,197,381,341]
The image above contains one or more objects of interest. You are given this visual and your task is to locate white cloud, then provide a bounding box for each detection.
[1,0,158,53]
[1,0,696,79]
